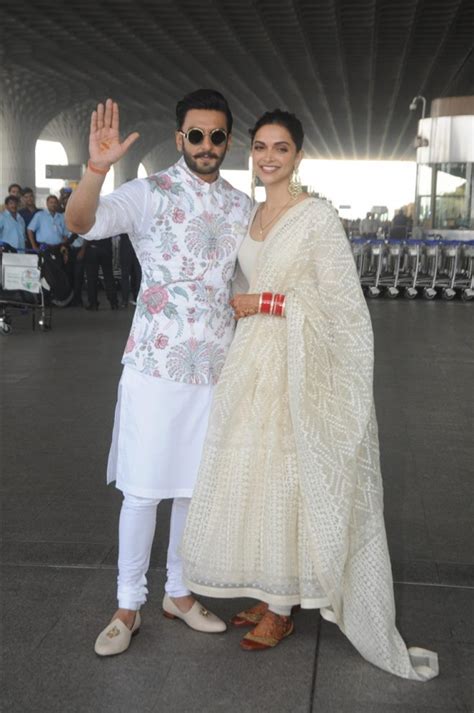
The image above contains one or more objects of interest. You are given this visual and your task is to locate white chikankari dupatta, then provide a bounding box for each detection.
[183,198,438,681]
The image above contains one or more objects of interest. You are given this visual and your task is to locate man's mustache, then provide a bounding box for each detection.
[195,152,218,159]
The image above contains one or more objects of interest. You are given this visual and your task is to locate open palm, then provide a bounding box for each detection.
[89,98,140,169]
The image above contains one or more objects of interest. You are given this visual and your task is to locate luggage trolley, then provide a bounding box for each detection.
[418,239,441,299]
[459,240,474,301]
[365,238,386,298]
[350,237,369,281]
[436,239,464,300]
[381,239,404,298]
[0,251,52,334]
[402,240,423,299]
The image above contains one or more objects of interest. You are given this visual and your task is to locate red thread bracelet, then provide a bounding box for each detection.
[87,160,110,176]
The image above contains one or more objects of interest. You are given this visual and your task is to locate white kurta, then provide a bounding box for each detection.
[107,366,214,499]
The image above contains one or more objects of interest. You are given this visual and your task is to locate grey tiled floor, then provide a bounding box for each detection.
[1,300,473,713]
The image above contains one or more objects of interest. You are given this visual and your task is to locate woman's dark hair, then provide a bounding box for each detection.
[249,109,304,151]
[176,89,233,133]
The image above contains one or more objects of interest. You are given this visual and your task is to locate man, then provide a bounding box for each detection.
[57,186,72,213]
[66,233,86,306]
[8,183,22,196]
[27,195,71,250]
[390,208,409,239]
[360,211,376,237]
[19,187,41,228]
[66,90,251,656]
[0,184,23,213]
[0,195,26,250]
[83,235,118,309]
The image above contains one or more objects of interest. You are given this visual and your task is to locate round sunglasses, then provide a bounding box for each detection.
[178,127,228,146]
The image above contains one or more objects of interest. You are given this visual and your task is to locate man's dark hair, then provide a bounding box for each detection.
[176,89,233,133]
[5,194,19,205]
[46,194,58,201]
[22,187,34,195]
[249,109,304,151]
[8,183,22,192]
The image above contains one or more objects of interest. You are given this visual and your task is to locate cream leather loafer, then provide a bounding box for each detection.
[94,612,141,656]
[162,594,226,633]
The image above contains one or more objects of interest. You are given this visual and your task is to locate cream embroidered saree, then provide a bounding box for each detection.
[182,198,438,681]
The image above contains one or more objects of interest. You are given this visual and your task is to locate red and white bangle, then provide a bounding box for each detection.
[258,292,286,317]
[259,292,273,314]
[272,293,285,316]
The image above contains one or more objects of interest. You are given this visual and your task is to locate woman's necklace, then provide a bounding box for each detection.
[258,197,293,237]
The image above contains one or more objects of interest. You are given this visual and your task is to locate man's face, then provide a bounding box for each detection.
[24,192,35,207]
[9,186,21,198]
[175,109,231,180]
[6,199,18,215]
[47,197,59,213]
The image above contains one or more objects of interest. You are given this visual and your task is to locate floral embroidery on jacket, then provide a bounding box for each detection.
[120,158,251,384]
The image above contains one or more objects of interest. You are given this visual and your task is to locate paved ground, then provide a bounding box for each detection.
[1,298,473,713]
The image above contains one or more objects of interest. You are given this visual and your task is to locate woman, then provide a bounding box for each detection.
[182,110,438,681]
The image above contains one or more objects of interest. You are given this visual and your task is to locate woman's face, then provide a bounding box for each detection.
[251,124,301,188]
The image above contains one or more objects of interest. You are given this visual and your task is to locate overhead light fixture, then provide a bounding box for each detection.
[409,96,427,119]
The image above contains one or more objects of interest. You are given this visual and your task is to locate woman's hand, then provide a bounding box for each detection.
[230,293,260,320]
[89,98,140,170]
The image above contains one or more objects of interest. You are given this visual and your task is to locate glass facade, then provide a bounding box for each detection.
[416,162,473,229]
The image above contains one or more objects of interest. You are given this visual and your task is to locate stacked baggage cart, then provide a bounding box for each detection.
[350,234,474,301]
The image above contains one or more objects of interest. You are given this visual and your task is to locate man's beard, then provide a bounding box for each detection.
[181,145,226,176]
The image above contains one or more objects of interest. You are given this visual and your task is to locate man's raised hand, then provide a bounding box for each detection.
[89,99,140,170]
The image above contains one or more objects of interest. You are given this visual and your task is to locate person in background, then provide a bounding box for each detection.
[56,187,85,300]
[83,236,119,310]
[1,184,23,213]
[58,186,72,213]
[360,211,376,237]
[19,188,40,228]
[119,233,141,307]
[390,208,409,239]
[66,234,86,306]
[27,195,71,250]
[0,195,26,251]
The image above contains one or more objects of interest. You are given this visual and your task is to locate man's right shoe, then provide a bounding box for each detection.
[162,594,226,633]
[94,612,141,657]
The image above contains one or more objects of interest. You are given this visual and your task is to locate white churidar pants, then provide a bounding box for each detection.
[117,493,191,610]
[107,366,214,609]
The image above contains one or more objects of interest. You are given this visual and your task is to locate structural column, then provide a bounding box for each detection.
[40,104,93,176]
[0,111,39,196]
[142,139,179,176]
[0,71,70,196]
[113,149,141,189]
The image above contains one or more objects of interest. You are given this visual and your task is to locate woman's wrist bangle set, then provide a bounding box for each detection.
[258,292,286,317]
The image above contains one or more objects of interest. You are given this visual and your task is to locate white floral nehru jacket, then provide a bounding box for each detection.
[83,158,251,384]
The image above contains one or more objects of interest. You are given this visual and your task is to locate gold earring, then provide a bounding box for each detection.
[288,167,303,199]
